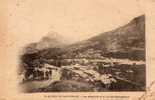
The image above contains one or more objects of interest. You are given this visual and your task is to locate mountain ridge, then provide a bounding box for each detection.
[23,15,145,61]
[62,15,145,60]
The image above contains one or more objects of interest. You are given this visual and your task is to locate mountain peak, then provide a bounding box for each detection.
[24,31,69,54]
[36,31,68,50]
[132,15,145,23]
[45,31,64,40]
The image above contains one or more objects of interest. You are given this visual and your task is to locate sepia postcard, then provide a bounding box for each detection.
[0,0,155,100]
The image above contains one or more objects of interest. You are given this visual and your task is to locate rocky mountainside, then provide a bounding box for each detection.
[65,15,145,60]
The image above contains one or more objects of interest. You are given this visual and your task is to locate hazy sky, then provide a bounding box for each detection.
[7,0,144,45]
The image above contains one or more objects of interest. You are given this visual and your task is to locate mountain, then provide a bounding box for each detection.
[21,31,70,69]
[22,15,145,61]
[36,31,67,50]
[24,31,68,54]
[65,15,145,60]
[89,15,145,51]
